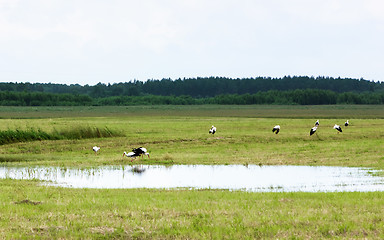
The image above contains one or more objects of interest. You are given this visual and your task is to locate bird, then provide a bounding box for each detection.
[333,124,342,133]
[272,125,280,134]
[344,120,349,127]
[315,120,319,127]
[123,151,141,162]
[132,147,150,158]
[209,125,217,135]
[92,146,100,154]
[310,126,317,136]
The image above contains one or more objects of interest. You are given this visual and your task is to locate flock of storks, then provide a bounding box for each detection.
[91,120,350,161]
[273,119,349,136]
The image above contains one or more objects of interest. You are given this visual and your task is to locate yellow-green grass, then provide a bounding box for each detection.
[1,179,384,239]
[0,114,383,168]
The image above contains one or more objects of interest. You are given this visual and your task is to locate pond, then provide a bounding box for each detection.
[1,165,384,192]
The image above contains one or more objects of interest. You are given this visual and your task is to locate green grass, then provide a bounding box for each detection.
[0,115,383,168]
[1,179,384,239]
[0,105,384,238]
[1,104,384,118]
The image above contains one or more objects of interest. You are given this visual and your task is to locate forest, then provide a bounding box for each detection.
[0,76,383,106]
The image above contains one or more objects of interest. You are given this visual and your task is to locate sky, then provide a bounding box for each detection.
[0,0,383,86]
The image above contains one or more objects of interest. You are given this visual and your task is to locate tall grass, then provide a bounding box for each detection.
[0,128,57,145]
[54,126,123,139]
[0,126,124,145]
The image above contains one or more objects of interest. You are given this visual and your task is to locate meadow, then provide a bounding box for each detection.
[0,105,384,239]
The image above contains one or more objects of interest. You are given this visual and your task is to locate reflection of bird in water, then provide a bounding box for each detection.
[131,165,146,174]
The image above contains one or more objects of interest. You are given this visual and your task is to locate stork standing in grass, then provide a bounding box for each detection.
[123,151,141,162]
[310,126,317,136]
[209,125,217,135]
[272,125,280,134]
[132,147,150,158]
[315,120,319,127]
[334,124,342,133]
[92,146,100,154]
[345,120,349,127]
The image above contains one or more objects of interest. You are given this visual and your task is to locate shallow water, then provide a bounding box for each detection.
[1,165,384,192]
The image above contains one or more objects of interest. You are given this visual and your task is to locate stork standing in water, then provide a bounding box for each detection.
[315,120,319,127]
[132,147,150,158]
[333,124,342,133]
[310,126,317,136]
[209,125,217,135]
[92,146,100,154]
[272,125,280,134]
[345,120,349,127]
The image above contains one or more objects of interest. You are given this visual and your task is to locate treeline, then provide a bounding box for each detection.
[0,91,92,106]
[1,76,383,98]
[1,89,383,106]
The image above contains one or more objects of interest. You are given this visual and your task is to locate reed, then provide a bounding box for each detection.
[0,126,124,145]
[54,126,124,139]
[0,128,58,145]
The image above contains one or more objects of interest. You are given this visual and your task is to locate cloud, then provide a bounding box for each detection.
[0,0,384,84]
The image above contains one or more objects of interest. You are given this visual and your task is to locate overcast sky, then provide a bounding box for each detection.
[0,0,383,85]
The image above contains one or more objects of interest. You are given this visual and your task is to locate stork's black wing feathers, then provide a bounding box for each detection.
[310,129,315,136]
[272,128,280,134]
[132,147,145,154]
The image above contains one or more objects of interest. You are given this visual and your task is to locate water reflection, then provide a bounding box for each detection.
[1,165,384,192]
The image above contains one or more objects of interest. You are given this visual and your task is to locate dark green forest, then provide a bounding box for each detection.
[0,76,383,106]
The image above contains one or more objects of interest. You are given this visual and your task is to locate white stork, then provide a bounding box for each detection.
[344,120,349,127]
[123,151,141,162]
[209,125,217,135]
[310,126,317,136]
[333,124,342,133]
[272,125,280,134]
[132,147,150,158]
[315,120,319,127]
[92,146,100,154]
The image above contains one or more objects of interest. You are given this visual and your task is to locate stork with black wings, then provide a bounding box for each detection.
[132,147,150,158]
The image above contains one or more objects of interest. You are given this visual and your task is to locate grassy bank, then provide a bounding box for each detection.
[1,179,383,239]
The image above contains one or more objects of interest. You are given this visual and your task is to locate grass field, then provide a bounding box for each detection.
[0,105,383,168]
[1,104,383,118]
[0,105,384,239]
